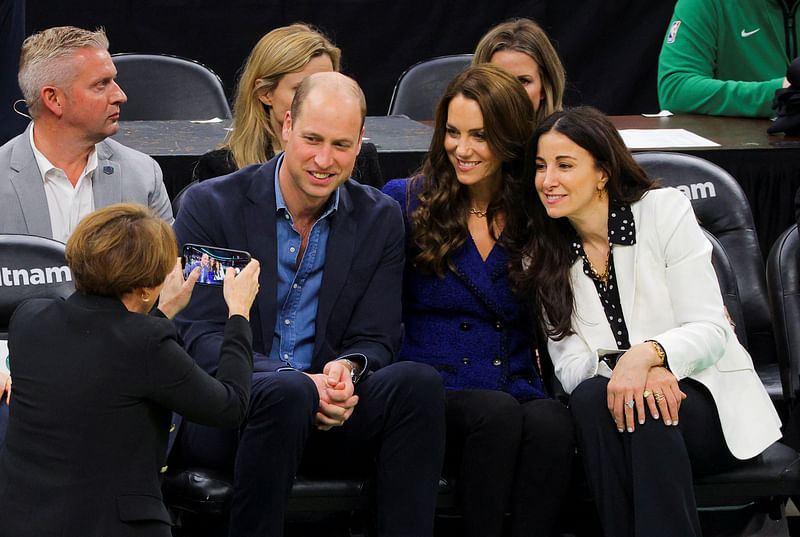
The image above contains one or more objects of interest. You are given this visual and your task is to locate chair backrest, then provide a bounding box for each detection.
[767,224,800,401]
[0,234,74,337]
[387,54,473,121]
[705,229,748,348]
[112,53,231,120]
[632,152,773,365]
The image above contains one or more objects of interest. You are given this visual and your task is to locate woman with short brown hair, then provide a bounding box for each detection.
[0,203,261,537]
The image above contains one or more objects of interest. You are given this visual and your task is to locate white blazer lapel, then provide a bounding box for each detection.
[612,242,637,337]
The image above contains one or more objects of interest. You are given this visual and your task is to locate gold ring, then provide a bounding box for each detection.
[654,392,665,403]
[643,390,652,398]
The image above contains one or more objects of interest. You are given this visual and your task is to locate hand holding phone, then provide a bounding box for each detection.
[182,244,251,286]
[224,259,261,320]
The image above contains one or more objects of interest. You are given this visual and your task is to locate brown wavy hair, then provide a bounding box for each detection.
[410,64,534,276]
[507,107,654,339]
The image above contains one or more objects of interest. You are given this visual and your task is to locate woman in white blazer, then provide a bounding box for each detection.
[507,107,781,537]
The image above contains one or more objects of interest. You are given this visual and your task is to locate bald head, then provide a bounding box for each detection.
[290,71,367,131]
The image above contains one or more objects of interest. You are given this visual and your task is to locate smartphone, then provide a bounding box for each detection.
[182,243,251,286]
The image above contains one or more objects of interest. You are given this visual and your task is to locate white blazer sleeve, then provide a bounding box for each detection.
[644,189,729,380]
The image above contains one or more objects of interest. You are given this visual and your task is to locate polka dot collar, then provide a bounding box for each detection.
[570,201,636,261]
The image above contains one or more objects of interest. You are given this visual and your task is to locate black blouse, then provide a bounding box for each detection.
[570,203,637,352]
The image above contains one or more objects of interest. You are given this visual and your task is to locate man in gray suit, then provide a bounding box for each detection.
[0,26,172,243]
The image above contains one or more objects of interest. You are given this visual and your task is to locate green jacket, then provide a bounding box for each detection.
[658,0,800,117]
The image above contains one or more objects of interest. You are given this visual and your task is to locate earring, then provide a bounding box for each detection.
[142,294,150,303]
[597,187,606,200]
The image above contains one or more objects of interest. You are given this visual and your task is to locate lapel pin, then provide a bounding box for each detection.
[103,165,114,175]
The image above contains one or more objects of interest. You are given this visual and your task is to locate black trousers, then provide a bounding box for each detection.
[444,390,575,537]
[175,361,446,537]
[570,376,741,537]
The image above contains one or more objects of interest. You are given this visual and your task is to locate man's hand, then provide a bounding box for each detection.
[305,361,359,430]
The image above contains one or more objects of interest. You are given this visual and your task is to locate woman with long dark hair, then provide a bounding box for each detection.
[382,64,574,537]
[509,106,781,537]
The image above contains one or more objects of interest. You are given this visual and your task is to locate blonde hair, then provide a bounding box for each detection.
[66,203,176,299]
[473,18,565,126]
[226,23,341,169]
[18,26,109,119]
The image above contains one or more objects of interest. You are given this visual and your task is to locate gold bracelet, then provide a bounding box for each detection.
[646,340,666,367]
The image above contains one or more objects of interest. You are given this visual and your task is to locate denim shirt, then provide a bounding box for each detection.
[259,154,339,372]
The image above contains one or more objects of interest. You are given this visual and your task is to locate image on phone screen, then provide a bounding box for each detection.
[182,244,251,286]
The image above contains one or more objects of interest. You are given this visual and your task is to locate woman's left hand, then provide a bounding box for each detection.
[644,366,686,426]
[607,342,662,433]
[157,258,200,319]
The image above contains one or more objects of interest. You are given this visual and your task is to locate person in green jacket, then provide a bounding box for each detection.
[658,0,799,118]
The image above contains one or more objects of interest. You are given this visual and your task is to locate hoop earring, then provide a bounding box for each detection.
[142,295,150,303]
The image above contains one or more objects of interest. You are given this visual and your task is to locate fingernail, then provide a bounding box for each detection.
[639,419,644,425]
[618,428,624,433]
[665,419,672,425]
[654,414,659,419]
[627,427,633,433]
[673,421,679,426]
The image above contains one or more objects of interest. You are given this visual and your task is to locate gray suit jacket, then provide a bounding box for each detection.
[0,123,173,239]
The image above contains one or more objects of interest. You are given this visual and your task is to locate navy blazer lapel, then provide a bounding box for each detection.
[313,185,356,360]
[92,140,121,209]
[242,162,279,354]
[450,238,508,319]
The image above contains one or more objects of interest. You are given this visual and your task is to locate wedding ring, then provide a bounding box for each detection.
[654,392,665,403]
[625,399,635,409]
[643,390,652,398]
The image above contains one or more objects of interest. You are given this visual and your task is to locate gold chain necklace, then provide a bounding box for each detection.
[584,243,610,284]
[469,207,487,218]
[588,256,610,284]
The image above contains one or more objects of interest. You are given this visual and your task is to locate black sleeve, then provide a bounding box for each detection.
[144,315,253,429]
[192,148,238,182]
[351,142,383,189]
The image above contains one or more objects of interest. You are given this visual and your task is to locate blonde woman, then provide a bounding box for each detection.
[473,18,566,126]
[193,23,381,186]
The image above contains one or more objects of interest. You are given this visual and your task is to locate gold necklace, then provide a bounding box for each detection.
[588,256,610,284]
[584,244,610,284]
[469,207,487,218]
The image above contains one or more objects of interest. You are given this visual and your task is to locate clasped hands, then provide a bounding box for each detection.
[606,342,686,433]
[306,360,360,431]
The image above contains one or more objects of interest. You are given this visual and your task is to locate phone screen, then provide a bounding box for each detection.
[182,244,251,286]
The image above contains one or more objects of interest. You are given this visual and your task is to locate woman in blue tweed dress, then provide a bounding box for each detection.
[382,64,574,537]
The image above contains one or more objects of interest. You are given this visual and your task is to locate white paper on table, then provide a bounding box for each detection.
[189,117,224,124]
[0,340,8,375]
[618,128,720,149]
[641,110,674,118]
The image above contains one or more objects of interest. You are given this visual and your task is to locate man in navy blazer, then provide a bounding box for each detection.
[172,72,445,537]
